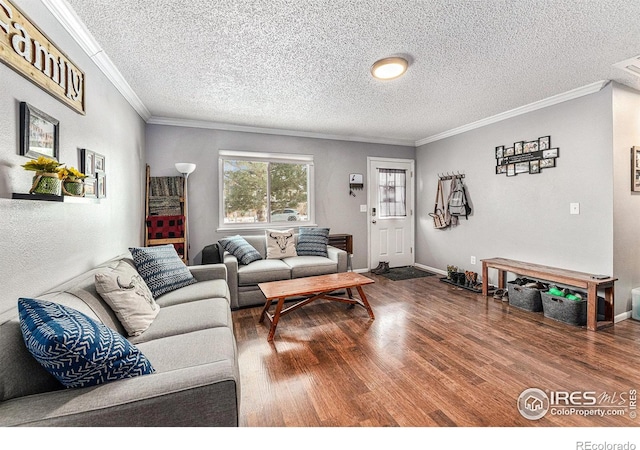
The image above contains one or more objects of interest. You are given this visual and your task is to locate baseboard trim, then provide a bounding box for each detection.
[414,263,446,276]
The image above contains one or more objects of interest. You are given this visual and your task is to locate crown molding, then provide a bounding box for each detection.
[42,0,151,120]
[41,1,610,149]
[415,80,610,147]
[146,116,416,147]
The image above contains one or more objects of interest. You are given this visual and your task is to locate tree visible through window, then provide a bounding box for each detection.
[378,168,406,217]
[221,154,312,226]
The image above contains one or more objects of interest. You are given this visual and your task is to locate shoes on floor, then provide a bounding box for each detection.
[372,262,390,274]
[493,289,509,301]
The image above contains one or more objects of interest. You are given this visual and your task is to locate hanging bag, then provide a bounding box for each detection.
[429,180,448,229]
[448,177,471,221]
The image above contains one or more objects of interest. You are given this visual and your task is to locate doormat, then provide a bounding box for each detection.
[377,266,436,281]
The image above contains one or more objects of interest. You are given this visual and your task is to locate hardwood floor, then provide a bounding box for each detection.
[231,272,640,427]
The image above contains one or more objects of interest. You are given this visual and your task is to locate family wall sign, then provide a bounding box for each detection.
[495,135,559,176]
[0,0,85,114]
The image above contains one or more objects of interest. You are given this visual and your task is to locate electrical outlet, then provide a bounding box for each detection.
[471,256,476,265]
[570,203,580,215]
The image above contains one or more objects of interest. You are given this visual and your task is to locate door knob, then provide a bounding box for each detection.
[372,220,377,224]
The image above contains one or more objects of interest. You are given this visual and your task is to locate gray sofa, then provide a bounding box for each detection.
[222,234,348,310]
[0,255,239,427]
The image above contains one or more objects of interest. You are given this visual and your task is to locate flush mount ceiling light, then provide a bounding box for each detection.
[371,57,408,80]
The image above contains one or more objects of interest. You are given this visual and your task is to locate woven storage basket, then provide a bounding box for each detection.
[507,281,543,312]
[541,291,587,326]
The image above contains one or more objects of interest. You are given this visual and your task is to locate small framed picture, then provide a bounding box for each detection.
[515,162,529,174]
[539,136,551,150]
[632,146,640,192]
[506,164,516,177]
[543,148,559,158]
[81,149,95,175]
[504,147,515,157]
[529,160,540,174]
[84,177,97,198]
[523,140,539,154]
[19,102,59,160]
[95,153,105,172]
[97,174,106,198]
[496,165,507,175]
[540,158,555,169]
[495,146,504,158]
[514,142,524,155]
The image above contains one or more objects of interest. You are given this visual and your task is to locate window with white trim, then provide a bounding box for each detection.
[219,151,314,229]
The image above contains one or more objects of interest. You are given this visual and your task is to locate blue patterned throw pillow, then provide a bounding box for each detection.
[18,298,155,389]
[219,235,262,265]
[296,227,330,257]
[129,244,197,298]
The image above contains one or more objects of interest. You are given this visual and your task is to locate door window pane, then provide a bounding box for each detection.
[378,168,406,217]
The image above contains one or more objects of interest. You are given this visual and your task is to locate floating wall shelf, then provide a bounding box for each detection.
[12,193,99,203]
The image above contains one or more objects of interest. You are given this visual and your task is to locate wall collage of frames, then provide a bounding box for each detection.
[495,135,559,177]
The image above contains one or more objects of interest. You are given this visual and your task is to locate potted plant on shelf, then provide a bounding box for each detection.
[59,166,88,196]
[21,156,64,196]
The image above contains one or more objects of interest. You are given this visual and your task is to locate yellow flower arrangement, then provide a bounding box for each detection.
[58,166,88,182]
[21,156,63,174]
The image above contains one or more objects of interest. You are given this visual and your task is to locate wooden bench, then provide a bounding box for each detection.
[481,258,617,331]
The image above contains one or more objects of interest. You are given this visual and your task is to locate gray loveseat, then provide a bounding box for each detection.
[222,234,348,310]
[0,255,239,427]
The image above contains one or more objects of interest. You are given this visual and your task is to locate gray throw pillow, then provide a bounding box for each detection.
[219,235,262,265]
[129,244,197,298]
[296,227,330,257]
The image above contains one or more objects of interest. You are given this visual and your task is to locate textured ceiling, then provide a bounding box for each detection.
[63,0,640,144]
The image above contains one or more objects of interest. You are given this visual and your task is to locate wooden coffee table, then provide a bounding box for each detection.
[258,272,375,341]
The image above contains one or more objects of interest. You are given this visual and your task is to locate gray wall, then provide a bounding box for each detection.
[612,83,640,314]
[0,0,146,315]
[416,84,619,313]
[145,124,415,270]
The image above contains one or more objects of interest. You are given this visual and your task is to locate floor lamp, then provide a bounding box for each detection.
[175,163,196,264]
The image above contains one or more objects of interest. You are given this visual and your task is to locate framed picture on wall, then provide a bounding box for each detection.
[95,153,105,172]
[81,149,95,175]
[540,158,555,169]
[514,141,524,155]
[539,136,551,150]
[84,177,97,198]
[97,174,106,198]
[495,146,504,159]
[19,102,59,160]
[529,160,540,174]
[632,146,640,192]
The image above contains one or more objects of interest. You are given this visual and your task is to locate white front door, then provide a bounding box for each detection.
[367,157,415,270]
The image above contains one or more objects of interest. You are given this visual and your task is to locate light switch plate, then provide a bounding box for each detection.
[360,205,367,212]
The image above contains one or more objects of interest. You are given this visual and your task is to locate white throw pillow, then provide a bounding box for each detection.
[266,228,297,259]
[95,260,159,336]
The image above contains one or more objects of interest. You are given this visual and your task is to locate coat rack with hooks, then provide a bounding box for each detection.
[438,171,465,181]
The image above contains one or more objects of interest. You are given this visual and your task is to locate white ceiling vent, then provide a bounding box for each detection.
[613,55,640,78]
